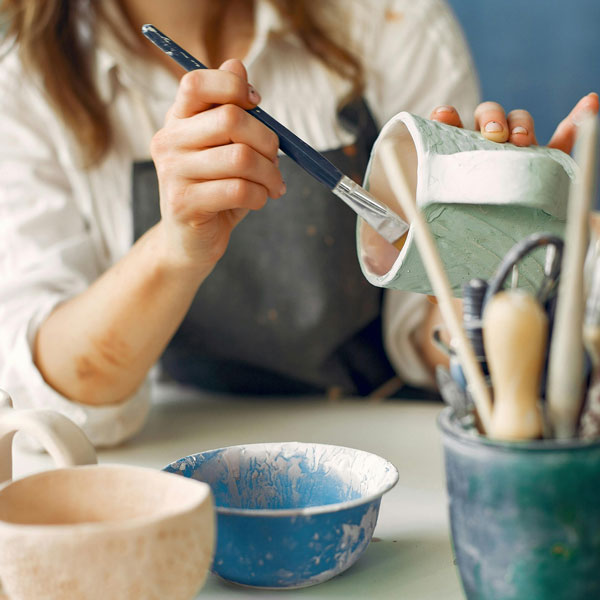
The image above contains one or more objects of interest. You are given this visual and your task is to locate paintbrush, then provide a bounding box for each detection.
[547,112,599,439]
[141,24,409,246]
[379,141,493,433]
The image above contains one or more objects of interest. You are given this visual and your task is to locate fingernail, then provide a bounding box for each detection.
[511,126,528,135]
[572,111,588,126]
[484,121,504,133]
[435,106,454,113]
[248,84,261,104]
[279,182,286,196]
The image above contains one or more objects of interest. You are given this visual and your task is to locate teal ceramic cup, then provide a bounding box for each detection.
[438,407,600,600]
[358,112,577,296]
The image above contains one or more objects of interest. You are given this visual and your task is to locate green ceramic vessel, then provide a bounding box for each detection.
[438,408,600,600]
[358,112,576,296]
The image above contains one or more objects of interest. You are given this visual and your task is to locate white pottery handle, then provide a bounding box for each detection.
[0,389,97,484]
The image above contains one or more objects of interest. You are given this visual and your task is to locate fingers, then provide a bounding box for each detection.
[168,62,259,121]
[173,179,270,220]
[507,109,537,146]
[431,103,537,147]
[218,59,261,105]
[430,105,463,128]
[548,92,599,154]
[167,103,279,163]
[475,101,509,143]
[178,143,285,199]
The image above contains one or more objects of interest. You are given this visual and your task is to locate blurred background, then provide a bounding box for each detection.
[447,0,600,145]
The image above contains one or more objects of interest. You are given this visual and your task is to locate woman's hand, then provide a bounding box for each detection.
[151,59,285,273]
[429,92,599,152]
[419,93,599,376]
[36,58,286,406]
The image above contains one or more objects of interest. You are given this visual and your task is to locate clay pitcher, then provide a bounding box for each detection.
[358,112,577,295]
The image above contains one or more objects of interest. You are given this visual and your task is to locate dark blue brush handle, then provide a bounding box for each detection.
[142,24,343,190]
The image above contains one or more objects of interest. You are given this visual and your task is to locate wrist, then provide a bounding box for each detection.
[148,221,219,283]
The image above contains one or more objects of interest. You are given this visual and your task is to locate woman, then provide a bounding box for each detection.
[0,0,596,446]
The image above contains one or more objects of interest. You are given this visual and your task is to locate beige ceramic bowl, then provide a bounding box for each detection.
[0,464,214,600]
[0,391,214,600]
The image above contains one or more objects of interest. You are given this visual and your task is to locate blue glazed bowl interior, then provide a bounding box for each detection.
[165,441,398,513]
[164,442,398,589]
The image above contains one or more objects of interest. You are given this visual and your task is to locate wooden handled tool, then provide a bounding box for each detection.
[380,141,493,433]
[547,112,599,438]
[483,290,547,440]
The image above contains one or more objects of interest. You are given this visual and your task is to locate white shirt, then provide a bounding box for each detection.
[0,0,479,447]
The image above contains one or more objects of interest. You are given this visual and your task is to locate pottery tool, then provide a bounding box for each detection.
[547,112,599,438]
[432,327,468,391]
[483,232,564,309]
[483,290,547,440]
[579,249,600,438]
[483,232,564,417]
[379,142,492,433]
[141,24,409,245]
[462,278,489,377]
[436,366,473,421]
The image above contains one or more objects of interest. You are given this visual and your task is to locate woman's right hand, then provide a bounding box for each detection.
[151,59,285,273]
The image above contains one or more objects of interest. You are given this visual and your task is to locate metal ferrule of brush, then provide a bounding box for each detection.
[332,176,409,244]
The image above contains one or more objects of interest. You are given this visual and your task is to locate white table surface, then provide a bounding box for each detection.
[13,385,465,600]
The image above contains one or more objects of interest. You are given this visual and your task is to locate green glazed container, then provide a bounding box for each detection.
[358,112,576,296]
[438,407,600,600]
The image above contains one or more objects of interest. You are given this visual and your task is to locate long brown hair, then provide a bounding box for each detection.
[0,1,364,168]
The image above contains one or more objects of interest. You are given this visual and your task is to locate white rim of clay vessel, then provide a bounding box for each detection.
[166,441,399,517]
[0,464,211,533]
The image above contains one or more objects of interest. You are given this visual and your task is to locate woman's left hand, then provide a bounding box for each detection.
[430,92,599,153]
[420,92,599,375]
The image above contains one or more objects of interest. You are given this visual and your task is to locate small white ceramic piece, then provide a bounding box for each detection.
[0,392,215,600]
[358,112,577,296]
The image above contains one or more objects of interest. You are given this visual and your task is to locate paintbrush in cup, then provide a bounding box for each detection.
[379,141,492,433]
[547,112,599,439]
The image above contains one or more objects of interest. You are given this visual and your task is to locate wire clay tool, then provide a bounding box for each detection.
[480,233,564,440]
[547,112,599,439]
[141,24,409,246]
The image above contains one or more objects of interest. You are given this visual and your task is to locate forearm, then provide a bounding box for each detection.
[34,222,213,406]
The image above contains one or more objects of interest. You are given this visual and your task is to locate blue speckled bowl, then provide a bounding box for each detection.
[164,441,398,589]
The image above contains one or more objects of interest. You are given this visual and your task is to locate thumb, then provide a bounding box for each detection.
[219,58,261,105]
[219,58,248,80]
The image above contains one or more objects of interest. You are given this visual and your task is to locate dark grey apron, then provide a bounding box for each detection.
[132,99,396,395]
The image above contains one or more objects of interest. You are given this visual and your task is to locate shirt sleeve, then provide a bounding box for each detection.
[0,59,150,447]
[362,0,481,388]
